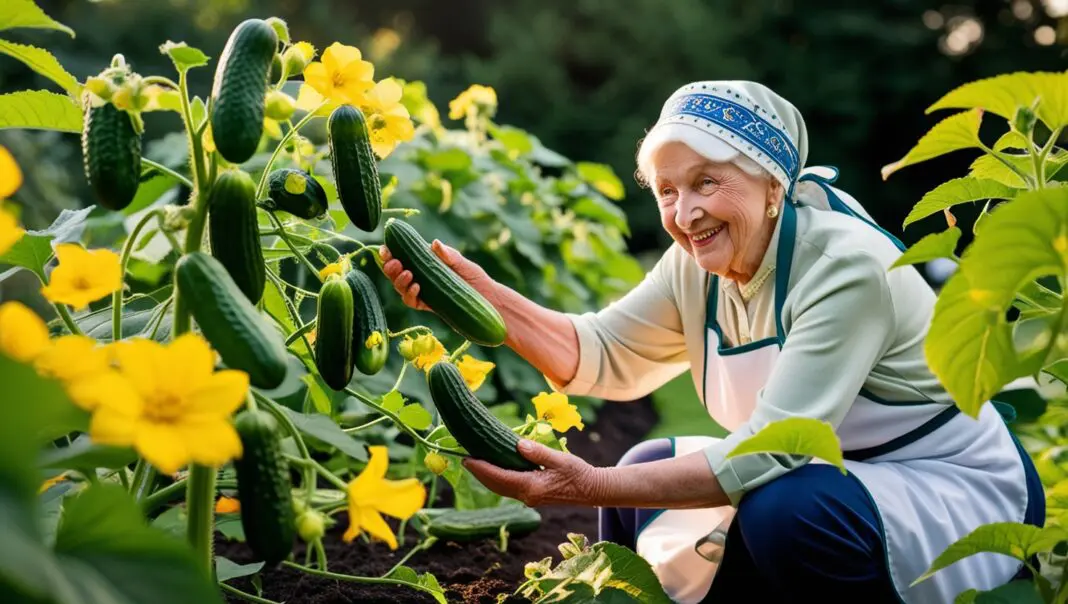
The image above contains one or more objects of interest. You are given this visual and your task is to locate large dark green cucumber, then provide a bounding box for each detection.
[82,100,141,211]
[344,269,389,375]
[175,252,287,389]
[233,408,295,566]
[383,218,507,347]
[427,505,541,541]
[208,169,265,304]
[328,104,381,232]
[266,168,328,219]
[427,361,537,471]
[210,18,278,163]
[314,275,354,390]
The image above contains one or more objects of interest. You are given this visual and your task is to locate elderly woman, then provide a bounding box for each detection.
[380,81,1044,603]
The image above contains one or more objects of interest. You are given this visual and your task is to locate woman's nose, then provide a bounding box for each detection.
[675,196,703,230]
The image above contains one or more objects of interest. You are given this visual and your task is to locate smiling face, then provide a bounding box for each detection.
[649,142,782,282]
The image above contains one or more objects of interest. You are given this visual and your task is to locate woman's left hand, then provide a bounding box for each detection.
[462,439,605,507]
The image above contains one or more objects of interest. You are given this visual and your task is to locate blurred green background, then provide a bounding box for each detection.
[2,0,1067,434]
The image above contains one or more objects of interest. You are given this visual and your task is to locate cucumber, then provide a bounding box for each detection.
[314,275,354,390]
[82,100,141,211]
[233,408,295,566]
[427,505,542,542]
[265,168,329,219]
[210,18,278,164]
[328,104,381,232]
[383,218,507,347]
[208,169,265,304]
[175,252,288,389]
[344,269,389,375]
[427,361,538,471]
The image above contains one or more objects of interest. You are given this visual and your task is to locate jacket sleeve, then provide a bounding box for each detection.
[701,250,897,506]
[550,246,692,401]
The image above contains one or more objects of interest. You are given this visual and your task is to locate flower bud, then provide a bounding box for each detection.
[398,337,417,360]
[1013,105,1037,137]
[84,76,115,101]
[424,451,449,475]
[283,42,316,77]
[296,509,326,543]
[265,17,290,45]
[264,89,296,121]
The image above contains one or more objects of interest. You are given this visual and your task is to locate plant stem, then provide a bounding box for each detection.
[265,211,322,281]
[1035,126,1064,189]
[343,416,389,433]
[117,468,130,490]
[387,326,433,339]
[281,561,442,598]
[286,320,317,346]
[53,303,83,336]
[141,75,180,90]
[141,158,194,189]
[383,537,436,578]
[128,460,146,494]
[141,477,187,513]
[218,582,282,604]
[147,296,174,341]
[314,540,328,571]
[114,209,162,341]
[255,102,328,199]
[343,387,469,458]
[185,465,217,572]
[980,142,1035,189]
[284,453,349,490]
[448,340,471,363]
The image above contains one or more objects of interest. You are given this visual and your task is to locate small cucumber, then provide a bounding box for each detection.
[427,505,542,542]
[383,218,507,347]
[328,104,381,232]
[427,361,538,471]
[210,18,278,163]
[266,168,329,219]
[175,252,288,389]
[233,408,295,566]
[208,169,265,303]
[82,100,141,211]
[314,275,354,390]
[344,269,389,375]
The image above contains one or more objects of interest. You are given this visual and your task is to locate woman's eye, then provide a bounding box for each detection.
[700,178,715,187]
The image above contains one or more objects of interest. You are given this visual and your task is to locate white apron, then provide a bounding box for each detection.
[635,170,1034,604]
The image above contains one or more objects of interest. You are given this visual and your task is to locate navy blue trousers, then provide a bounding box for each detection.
[598,437,1045,603]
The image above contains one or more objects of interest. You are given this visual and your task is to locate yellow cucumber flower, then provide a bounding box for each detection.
[0,301,50,363]
[34,334,138,412]
[39,243,122,310]
[0,209,25,256]
[364,331,383,349]
[344,445,426,549]
[0,144,23,199]
[532,391,585,433]
[297,42,375,114]
[456,354,494,392]
[361,78,415,158]
[88,333,247,475]
[411,334,445,371]
[448,84,497,121]
[215,496,241,514]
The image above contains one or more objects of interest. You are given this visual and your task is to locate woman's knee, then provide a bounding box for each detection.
[617,438,674,467]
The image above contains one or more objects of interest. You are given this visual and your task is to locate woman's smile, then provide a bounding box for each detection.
[690,224,725,248]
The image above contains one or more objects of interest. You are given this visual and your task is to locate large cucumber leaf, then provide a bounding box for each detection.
[902,178,1017,228]
[926,71,1068,131]
[0,90,82,133]
[725,417,846,473]
[0,40,81,97]
[881,109,983,179]
[0,0,74,36]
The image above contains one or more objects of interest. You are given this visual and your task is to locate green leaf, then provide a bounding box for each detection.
[399,403,432,430]
[926,187,1068,417]
[994,131,1030,151]
[159,41,209,73]
[902,178,1017,228]
[890,228,961,270]
[576,162,625,201]
[215,513,245,542]
[0,230,52,278]
[124,174,179,216]
[489,124,535,156]
[0,40,81,97]
[927,71,1068,131]
[968,580,1043,604]
[38,434,137,472]
[279,406,368,461]
[725,417,846,473]
[535,541,673,603]
[215,556,262,583]
[388,566,446,604]
[881,109,983,179]
[0,0,75,36]
[422,148,472,172]
[0,90,82,132]
[53,484,225,604]
[382,389,406,413]
[570,197,629,235]
[912,522,1067,585]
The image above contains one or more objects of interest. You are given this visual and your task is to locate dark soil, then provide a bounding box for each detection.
[218,396,658,603]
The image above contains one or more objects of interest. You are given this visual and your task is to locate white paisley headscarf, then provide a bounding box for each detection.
[636,80,877,221]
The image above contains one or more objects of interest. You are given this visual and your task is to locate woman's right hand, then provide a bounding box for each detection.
[379,239,502,314]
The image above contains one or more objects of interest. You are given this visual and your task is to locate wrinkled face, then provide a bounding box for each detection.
[649,142,780,281]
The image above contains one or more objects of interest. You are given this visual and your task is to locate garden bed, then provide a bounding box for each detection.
[218,395,659,603]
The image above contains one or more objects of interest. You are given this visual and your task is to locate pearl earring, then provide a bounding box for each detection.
[766,204,779,219]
